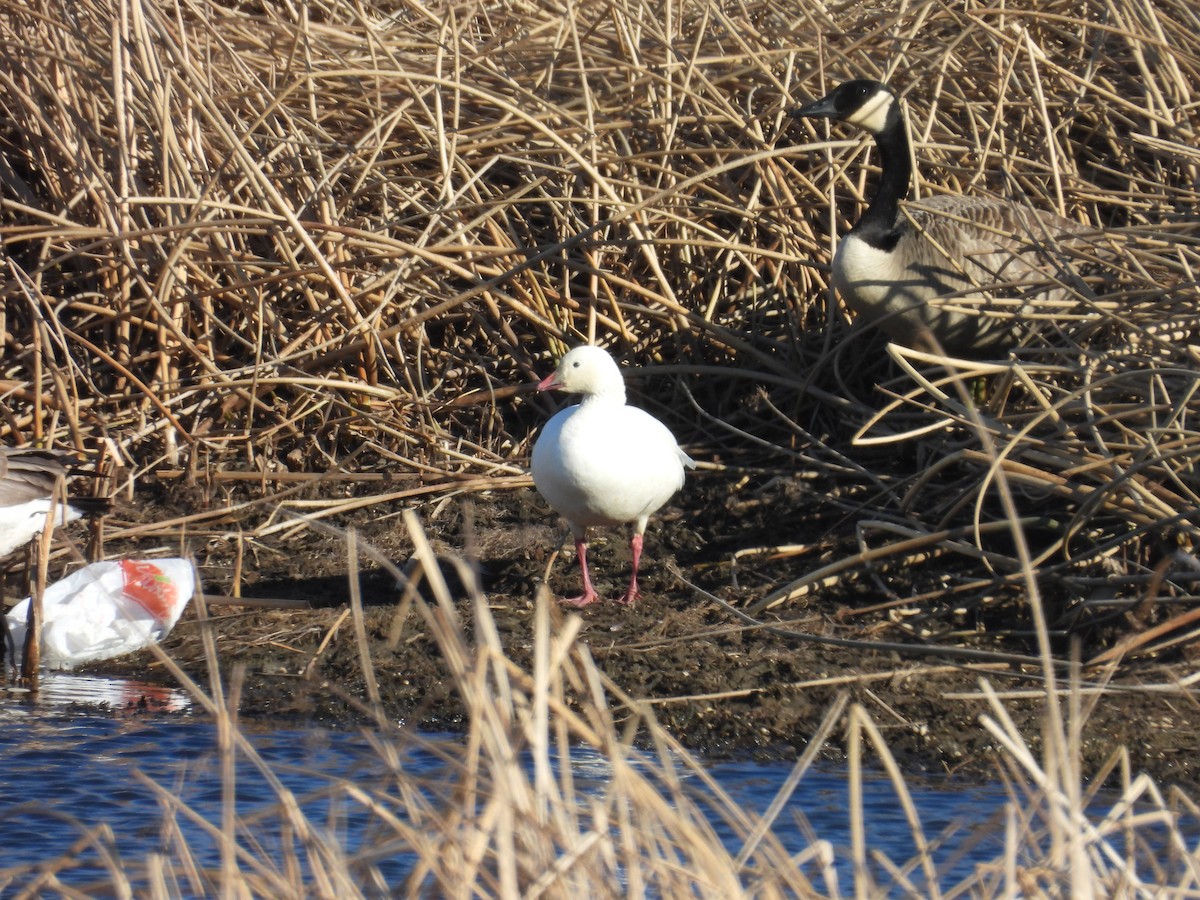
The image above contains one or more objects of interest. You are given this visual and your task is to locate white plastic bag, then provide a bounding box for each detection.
[6,559,195,669]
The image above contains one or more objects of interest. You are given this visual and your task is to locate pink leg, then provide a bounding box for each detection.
[561,538,601,608]
[618,533,644,605]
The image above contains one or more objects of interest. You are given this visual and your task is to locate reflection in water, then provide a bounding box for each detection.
[1,672,191,714]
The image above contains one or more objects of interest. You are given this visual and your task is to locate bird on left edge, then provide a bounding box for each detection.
[531,345,694,607]
[0,448,106,560]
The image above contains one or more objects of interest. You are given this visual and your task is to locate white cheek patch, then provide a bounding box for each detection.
[845,90,894,133]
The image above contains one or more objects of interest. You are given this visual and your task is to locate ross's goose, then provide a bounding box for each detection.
[0,449,104,559]
[531,345,694,607]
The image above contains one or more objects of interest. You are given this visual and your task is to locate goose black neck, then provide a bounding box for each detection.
[853,117,912,250]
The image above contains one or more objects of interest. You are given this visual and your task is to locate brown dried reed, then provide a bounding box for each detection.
[0,0,1198,652]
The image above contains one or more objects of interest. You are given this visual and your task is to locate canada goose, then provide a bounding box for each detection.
[792,80,1084,353]
[0,448,105,559]
[531,346,694,607]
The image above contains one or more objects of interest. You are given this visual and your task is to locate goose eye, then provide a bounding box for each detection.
[572,361,581,368]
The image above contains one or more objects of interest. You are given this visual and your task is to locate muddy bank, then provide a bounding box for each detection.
[72,471,1200,788]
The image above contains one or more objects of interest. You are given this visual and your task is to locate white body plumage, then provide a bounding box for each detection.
[534,401,689,529]
[0,499,82,559]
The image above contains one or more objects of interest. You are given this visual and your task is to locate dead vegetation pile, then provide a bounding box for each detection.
[0,0,1198,661]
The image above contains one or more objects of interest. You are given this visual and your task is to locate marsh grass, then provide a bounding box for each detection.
[4,516,1196,897]
[1,0,1198,655]
[1,0,1200,892]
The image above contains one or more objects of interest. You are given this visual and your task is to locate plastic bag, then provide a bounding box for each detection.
[6,559,195,669]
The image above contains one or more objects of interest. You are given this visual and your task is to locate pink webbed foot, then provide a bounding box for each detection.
[615,587,640,606]
[560,590,602,608]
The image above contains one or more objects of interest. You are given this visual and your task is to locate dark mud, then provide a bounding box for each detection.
[70,469,1200,788]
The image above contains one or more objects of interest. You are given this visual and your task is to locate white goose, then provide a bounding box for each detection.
[0,449,98,559]
[531,346,694,607]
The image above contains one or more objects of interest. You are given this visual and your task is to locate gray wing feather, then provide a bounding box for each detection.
[0,449,74,507]
[892,197,1086,349]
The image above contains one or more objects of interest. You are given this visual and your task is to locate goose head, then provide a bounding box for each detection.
[791,80,900,136]
[536,345,626,401]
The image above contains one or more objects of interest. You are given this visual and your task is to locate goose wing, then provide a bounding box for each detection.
[0,449,73,508]
[904,195,1084,293]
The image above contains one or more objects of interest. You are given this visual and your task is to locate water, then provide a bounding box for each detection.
[0,675,1184,894]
